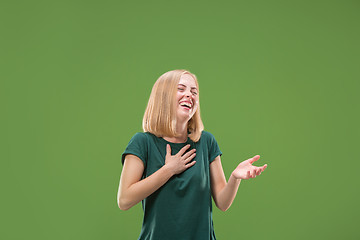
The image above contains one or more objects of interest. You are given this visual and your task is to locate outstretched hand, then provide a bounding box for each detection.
[231,155,267,180]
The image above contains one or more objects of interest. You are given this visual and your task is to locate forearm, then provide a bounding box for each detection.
[215,174,241,211]
[118,165,173,210]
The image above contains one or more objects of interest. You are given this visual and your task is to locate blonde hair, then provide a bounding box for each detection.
[142,69,204,142]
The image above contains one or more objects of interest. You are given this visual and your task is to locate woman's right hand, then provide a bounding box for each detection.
[165,144,196,175]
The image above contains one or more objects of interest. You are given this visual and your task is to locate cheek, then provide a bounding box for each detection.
[193,100,199,112]
[176,92,183,101]
[194,97,199,106]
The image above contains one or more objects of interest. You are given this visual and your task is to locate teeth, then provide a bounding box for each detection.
[180,102,192,108]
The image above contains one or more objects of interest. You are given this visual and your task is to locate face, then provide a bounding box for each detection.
[175,73,199,123]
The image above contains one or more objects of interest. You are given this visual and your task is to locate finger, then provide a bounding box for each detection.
[181,148,196,159]
[247,170,251,179]
[248,155,260,164]
[184,153,196,163]
[166,144,171,156]
[256,168,261,175]
[177,144,191,156]
[259,164,267,172]
[253,168,258,177]
[262,164,268,171]
[185,160,196,168]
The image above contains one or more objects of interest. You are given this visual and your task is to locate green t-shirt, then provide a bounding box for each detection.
[122,131,222,240]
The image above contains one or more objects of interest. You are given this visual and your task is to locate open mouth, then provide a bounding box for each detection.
[179,101,192,110]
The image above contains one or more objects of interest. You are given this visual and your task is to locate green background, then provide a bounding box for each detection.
[2,0,359,239]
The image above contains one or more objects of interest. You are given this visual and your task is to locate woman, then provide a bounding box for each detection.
[117,69,267,240]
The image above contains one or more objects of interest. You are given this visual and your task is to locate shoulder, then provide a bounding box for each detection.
[125,132,150,149]
[201,130,215,138]
[122,132,151,165]
[200,131,217,142]
[199,130,221,147]
[129,132,149,142]
[199,131,222,162]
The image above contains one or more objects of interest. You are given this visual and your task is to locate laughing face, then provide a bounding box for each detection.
[175,73,199,123]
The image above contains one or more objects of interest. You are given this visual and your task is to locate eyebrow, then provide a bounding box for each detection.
[178,84,197,90]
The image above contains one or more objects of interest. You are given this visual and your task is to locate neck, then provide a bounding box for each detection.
[163,120,188,143]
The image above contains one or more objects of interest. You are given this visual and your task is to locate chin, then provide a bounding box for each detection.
[177,113,192,122]
[176,107,195,122]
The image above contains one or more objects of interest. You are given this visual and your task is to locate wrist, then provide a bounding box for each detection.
[162,164,175,177]
[230,171,242,181]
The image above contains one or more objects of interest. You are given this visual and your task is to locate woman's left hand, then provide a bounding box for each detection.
[231,155,267,180]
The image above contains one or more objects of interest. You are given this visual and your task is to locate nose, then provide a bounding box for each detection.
[184,89,192,98]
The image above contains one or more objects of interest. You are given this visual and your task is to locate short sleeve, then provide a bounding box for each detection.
[121,132,148,166]
[204,131,222,163]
